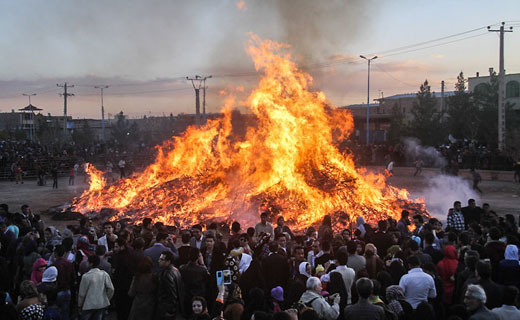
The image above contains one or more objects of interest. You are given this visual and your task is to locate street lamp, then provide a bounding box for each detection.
[22,93,36,142]
[95,85,109,142]
[360,55,377,144]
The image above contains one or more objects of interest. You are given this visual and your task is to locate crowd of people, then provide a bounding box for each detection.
[0,199,519,320]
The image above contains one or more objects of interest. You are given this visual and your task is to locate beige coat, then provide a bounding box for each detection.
[78,267,114,310]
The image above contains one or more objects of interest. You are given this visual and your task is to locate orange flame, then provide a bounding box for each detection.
[73,35,424,228]
[236,1,247,11]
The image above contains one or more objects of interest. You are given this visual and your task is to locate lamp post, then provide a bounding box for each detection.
[94,85,109,142]
[22,93,36,142]
[360,55,377,144]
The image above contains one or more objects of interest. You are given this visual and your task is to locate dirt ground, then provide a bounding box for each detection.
[0,167,518,229]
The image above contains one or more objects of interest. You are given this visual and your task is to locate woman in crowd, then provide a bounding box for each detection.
[128,256,157,320]
[16,280,44,320]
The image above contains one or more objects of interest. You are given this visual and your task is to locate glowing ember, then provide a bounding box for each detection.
[73,35,426,228]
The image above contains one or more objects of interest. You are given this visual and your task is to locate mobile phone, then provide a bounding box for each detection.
[223,270,232,284]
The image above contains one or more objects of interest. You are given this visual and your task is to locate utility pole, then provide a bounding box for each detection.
[95,85,109,142]
[360,55,377,144]
[57,82,74,137]
[186,75,211,126]
[202,75,212,124]
[22,93,36,142]
[488,22,513,151]
[440,80,445,112]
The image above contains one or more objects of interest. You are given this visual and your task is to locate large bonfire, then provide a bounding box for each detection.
[73,35,425,228]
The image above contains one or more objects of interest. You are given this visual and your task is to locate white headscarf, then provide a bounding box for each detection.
[356,216,366,237]
[299,262,311,278]
[505,244,519,264]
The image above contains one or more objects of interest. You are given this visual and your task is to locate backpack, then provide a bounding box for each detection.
[293,297,319,315]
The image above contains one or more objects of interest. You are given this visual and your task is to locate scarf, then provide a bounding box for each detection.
[299,262,311,278]
[386,285,404,315]
[31,258,47,285]
[356,217,366,237]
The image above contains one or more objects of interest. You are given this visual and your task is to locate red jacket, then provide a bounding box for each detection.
[437,245,458,304]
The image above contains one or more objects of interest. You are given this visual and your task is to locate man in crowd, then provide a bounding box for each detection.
[399,255,436,309]
[300,277,340,320]
[144,232,176,273]
[78,255,114,320]
[255,211,274,240]
[331,249,355,304]
[447,201,466,232]
[491,286,520,319]
[157,251,184,320]
[464,284,499,319]
[97,222,117,255]
[397,210,411,239]
[462,198,483,227]
[344,278,385,320]
[189,224,204,249]
[263,241,290,292]
[52,245,75,320]
[179,247,210,315]
[346,240,366,274]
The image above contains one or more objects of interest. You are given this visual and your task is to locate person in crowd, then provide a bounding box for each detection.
[412,214,424,237]
[437,244,458,305]
[330,249,355,304]
[263,241,290,292]
[144,232,176,273]
[464,284,499,320]
[318,215,333,244]
[485,227,506,281]
[371,220,394,258]
[97,222,117,255]
[423,232,444,264]
[447,201,466,232]
[156,251,184,320]
[112,237,136,320]
[314,241,333,267]
[274,216,293,240]
[408,238,432,267]
[78,255,114,320]
[140,218,155,247]
[255,212,274,240]
[228,222,242,252]
[190,224,204,249]
[51,244,74,320]
[180,247,210,316]
[17,280,44,320]
[364,243,384,279]
[307,239,322,268]
[128,256,158,320]
[177,231,192,267]
[80,245,111,275]
[471,261,504,310]
[399,255,436,309]
[397,210,411,239]
[491,286,520,319]
[38,266,59,318]
[346,240,366,274]
[299,277,340,320]
[471,168,483,193]
[344,277,385,320]
[385,285,407,319]
[462,199,483,227]
[190,296,210,320]
[498,244,520,289]
[30,258,47,285]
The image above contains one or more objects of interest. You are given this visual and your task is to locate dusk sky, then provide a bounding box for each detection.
[0,0,519,119]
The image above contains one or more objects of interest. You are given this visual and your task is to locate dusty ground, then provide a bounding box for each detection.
[0,167,518,229]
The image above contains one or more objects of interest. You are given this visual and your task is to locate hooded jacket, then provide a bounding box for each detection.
[437,245,458,304]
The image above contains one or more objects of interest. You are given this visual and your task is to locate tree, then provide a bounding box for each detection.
[111,111,141,148]
[473,73,499,149]
[446,72,479,140]
[72,119,95,148]
[387,102,407,144]
[409,80,445,146]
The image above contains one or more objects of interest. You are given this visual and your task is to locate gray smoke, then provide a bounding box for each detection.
[411,173,480,222]
[403,137,447,168]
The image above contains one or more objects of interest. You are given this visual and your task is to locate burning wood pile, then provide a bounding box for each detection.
[72,35,427,229]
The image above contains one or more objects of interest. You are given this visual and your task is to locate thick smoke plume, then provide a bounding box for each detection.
[403,137,447,168]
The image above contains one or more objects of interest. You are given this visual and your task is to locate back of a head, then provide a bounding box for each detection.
[133,237,145,250]
[253,311,273,320]
[408,255,420,268]
[306,277,321,290]
[156,232,168,242]
[408,239,419,252]
[181,231,191,244]
[20,280,39,299]
[95,245,106,256]
[378,220,388,231]
[503,286,519,306]
[356,277,373,299]
[88,254,101,268]
[300,309,319,320]
[346,241,357,254]
[466,284,487,304]
[268,241,279,253]
[476,261,491,280]
[336,249,348,266]
[489,227,501,241]
[464,251,480,271]
[424,232,435,245]
[189,247,201,262]
[415,302,434,320]
[54,244,66,258]
[273,311,291,320]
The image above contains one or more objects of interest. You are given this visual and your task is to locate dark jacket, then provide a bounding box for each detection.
[262,252,290,291]
[128,273,158,320]
[156,265,184,320]
[344,298,385,320]
[180,262,210,314]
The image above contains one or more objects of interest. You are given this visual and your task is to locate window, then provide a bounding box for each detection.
[474,83,488,95]
[506,80,520,98]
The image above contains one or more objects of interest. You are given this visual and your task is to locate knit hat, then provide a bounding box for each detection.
[42,266,58,283]
[271,286,284,302]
